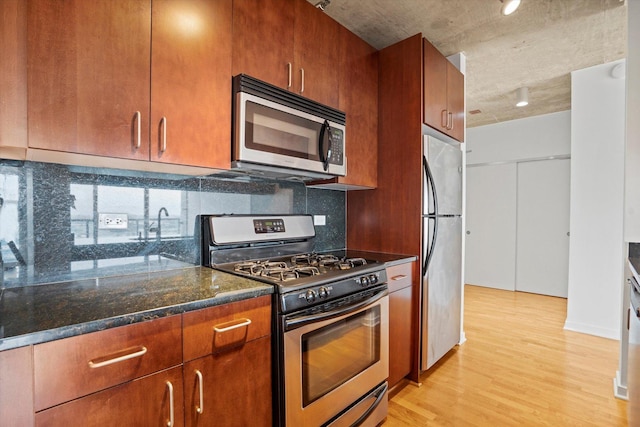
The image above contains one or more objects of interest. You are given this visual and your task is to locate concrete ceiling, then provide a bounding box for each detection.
[310,0,627,127]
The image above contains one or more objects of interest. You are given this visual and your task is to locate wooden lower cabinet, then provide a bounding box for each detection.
[35,366,184,427]
[0,346,34,427]
[387,261,415,390]
[183,336,272,427]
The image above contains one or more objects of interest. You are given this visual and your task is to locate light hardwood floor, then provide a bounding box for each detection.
[384,285,629,426]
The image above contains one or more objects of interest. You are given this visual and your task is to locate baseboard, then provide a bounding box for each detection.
[563,320,619,340]
[613,371,629,400]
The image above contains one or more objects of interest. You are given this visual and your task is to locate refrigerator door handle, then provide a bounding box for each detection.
[423,155,439,216]
[423,216,438,277]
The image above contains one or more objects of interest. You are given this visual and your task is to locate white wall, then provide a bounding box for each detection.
[466,110,570,165]
[625,0,640,241]
[566,60,626,339]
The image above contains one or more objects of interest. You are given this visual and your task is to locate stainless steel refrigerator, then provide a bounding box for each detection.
[421,135,463,371]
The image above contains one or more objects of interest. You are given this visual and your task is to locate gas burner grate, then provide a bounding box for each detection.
[234,260,287,276]
[261,267,299,281]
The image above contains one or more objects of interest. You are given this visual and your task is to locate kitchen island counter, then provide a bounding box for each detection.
[0,266,272,351]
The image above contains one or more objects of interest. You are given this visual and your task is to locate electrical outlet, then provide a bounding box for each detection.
[98,213,129,229]
[313,215,326,226]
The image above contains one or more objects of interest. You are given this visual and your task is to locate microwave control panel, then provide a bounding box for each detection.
[329,128,344,165]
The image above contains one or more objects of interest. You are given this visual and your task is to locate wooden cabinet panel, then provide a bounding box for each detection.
[446,62,465,142]
[35,366,184,427]
[387,262,413,293]
[27,0,151,159]
[183,336,272,427]
[232,0,294,89]
[34,315,182,411]
[423,39,448,135]
[292,0,340,108]
[0,346,34,427]
[183,295,271,362]
[423,38,465,142]
[336,26,378,189]
[0,0,27,150]
[151,0,231,168]
[388,285,413,389]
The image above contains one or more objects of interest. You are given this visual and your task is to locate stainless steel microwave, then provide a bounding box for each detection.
[231,74,346,180]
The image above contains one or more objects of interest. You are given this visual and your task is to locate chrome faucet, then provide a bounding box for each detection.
[156,207,169,243]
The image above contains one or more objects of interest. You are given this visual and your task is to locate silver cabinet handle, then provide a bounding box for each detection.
[160,116,167,152]
[448,111,453,130]
[287,63,292,89]
[213,318,252,333]
[195,370,204,414]
[134,111,141,149]
[88,346,147,368]
[391,274,407,281]
[300,68,305,93]
[441,109,447,128]
[166,381,174,427]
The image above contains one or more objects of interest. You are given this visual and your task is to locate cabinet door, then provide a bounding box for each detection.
[336,27,378,188]
[183,336,272,427]
[388,286,413,389]
[35,366,184,427]
[151,0,231,168]
[0,346,34,427]
[0,0,27,150]
[423,38,448,135]
[34,315,182,411]
[232,0,294,89]
[292,0,340,108]
[446,62,465,142]
[27,0,151,160]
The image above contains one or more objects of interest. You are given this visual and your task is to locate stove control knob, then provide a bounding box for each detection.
[369,274,378,285]
[318,287,329,299]
[305,289,317,303]
[360,276,370,287]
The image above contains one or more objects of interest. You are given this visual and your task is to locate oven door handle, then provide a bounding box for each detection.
[284,288,388,331]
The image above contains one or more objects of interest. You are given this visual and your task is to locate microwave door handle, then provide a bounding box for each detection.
[319,120,332,171]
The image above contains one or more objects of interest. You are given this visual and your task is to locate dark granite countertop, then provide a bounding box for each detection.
[0,250,415,353]
[0,266,272,351]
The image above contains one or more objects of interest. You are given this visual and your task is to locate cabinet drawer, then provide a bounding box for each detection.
[387,262,413,293]
[34,315,182,411]
[183,295,271,362]
[35,365,184,427]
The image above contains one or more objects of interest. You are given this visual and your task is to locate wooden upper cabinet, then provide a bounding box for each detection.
[232,0,340,109]
[0,0,28,151]
[423,38,465,142]
[27,0,151,160]
[232,0,295,90]
[151,0,232,168]
[335,27,378,189]
[292,0,340,108]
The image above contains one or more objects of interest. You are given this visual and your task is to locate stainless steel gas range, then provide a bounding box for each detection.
[198,214,389,427]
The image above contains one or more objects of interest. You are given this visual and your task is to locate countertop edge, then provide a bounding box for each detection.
[0,285,272,352]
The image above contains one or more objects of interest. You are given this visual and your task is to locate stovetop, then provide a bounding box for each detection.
[198,214,388,313]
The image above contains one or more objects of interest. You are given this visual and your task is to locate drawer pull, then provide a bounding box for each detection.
[213,318,252,333]
[166,380,175,427]
[88,346,147,369]
[134,111,141,149]
[195,369,204,414]
[391,274,407,281]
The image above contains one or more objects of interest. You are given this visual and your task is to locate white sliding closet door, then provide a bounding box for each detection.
[465,163,517,290]
[516,158,570,297]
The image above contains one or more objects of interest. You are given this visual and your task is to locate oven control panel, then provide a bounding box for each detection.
[280,269,387,313]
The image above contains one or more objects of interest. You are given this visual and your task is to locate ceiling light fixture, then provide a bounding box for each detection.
[315,0,331,11]
[516,87,528,107]
[500,0,521,15]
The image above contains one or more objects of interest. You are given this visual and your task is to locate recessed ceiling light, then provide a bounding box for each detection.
[500,0,521,15]
[516,87,528,107]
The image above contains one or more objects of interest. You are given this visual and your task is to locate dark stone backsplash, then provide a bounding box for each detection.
[0,160,346,288]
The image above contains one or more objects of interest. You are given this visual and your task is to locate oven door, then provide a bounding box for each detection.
[234,92,346,177]
[283,288,389,427]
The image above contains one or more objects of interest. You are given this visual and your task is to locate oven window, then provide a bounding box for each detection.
[301,306,381,406]
[245,101,320,160]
